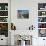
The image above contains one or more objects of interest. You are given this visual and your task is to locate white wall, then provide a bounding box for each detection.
[11,0,38,30]
[11,0,46,30]
[11,0,46,46]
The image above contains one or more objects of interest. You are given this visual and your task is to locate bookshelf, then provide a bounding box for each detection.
[38,3,46,37]
[0,3,8,37]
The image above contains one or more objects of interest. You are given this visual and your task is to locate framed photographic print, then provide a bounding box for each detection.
[17,10,29,19]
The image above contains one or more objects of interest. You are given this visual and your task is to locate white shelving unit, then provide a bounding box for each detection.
[38,3,46,37]
[0,2,9,45]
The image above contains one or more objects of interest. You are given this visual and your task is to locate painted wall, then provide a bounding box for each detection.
[11,0,46,46]
[11,0,38,30]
